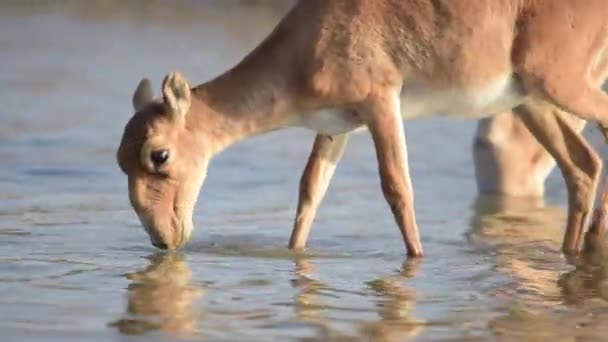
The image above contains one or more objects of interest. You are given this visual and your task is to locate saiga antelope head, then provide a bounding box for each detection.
[117,73,210,250]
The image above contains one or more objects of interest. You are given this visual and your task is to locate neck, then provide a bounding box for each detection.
[190,23,299,154]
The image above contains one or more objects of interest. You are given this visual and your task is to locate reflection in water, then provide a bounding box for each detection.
[292,257,327,327]
[468,195,608,339]
[291,257,424,341]
[361,259,425,341]
[559,239,608,305]
[468,195,566,304]
[558,258,608,305]
[109,253,204,337]
[290,257,336,340]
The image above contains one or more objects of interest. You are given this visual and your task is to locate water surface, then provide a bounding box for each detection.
[2,2,608,341]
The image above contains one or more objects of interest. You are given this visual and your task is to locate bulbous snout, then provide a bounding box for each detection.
[137,207,193,250]
[137,211,194,250]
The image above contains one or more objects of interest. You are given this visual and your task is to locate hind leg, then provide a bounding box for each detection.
[289,134,349,250]
[513,5,608,128]
[514,99,602,255]
[521,51,608,127]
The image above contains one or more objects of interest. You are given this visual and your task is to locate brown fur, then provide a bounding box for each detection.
[117,0,608,256]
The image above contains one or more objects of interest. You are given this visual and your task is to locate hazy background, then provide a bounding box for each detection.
[2,1,608,341]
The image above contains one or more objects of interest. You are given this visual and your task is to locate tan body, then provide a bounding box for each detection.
[117,0,608,257]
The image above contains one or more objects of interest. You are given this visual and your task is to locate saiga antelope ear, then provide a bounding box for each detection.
[162,72,191,120]
[132,78,153,112]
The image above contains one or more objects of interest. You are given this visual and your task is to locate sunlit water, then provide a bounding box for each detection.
[2,2,608,341]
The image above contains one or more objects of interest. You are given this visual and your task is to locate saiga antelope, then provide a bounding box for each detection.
[117,0,608,257]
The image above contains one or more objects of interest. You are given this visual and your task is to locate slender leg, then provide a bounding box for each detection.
[362,89,423,257]
[514,99,602,255]
[475,31,608,196]
[587,171,608,239]
[289,134,349,250]
[514,19,607,253]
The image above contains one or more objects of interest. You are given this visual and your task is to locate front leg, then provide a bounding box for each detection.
[289,134,349,250]
[363,90,423,257]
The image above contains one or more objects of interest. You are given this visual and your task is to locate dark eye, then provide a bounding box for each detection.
[150,149,170,167]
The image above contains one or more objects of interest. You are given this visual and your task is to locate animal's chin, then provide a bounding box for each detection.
[147,225,191,250]
[139,212,194,250]
[165,222,193,250]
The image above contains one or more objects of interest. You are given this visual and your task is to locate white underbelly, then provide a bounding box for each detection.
[401,74,527,120]
[299,109,364,135]
[297,74,527,135]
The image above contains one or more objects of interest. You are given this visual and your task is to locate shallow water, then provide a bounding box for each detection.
[3,1,608,341]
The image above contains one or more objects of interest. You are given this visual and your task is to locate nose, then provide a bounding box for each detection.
[152,241,169,250]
